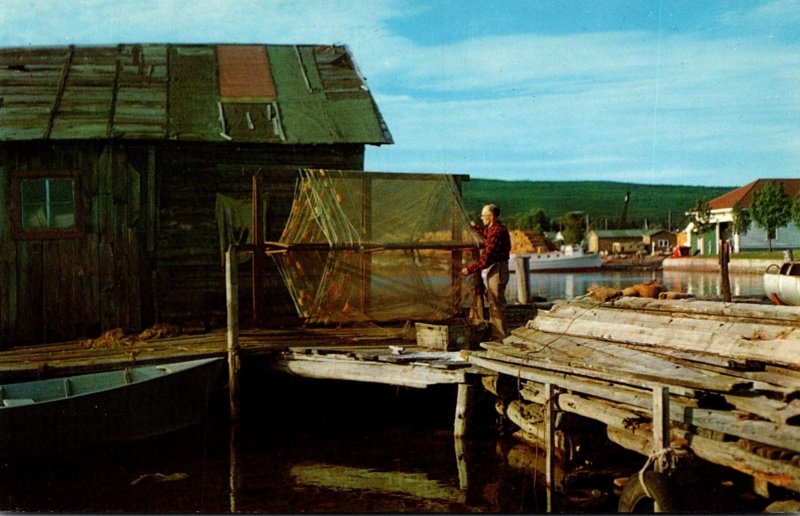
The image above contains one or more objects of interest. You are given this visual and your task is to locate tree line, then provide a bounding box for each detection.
[468,180,800,250]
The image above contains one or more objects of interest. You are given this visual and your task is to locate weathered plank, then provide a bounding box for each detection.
[270,353,466,387]
[542,302,798,342]
[529,306,800,368]
[603,297,800,325]
[482,335,749,393]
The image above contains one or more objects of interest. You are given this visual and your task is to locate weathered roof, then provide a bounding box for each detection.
[709,179,800,210]
[0,44,393,144]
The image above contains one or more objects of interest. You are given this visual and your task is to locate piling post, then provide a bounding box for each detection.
[652,386,670,512]
[652,385,670,458]
[544,383,557,513]
[719,239,731,302]
[515,256,530,305]
[454,382,475,438]
[225,245,241,422]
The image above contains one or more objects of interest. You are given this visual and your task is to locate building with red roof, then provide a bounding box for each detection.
[687,179,800,254]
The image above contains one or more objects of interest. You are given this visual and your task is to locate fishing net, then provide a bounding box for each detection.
[272,169,483,324]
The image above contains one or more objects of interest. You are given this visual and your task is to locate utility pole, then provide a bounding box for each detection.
[618,190,630,229]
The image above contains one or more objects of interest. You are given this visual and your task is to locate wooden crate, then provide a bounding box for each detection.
[415,322,470,351]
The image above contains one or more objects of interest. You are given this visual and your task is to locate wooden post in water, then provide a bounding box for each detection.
[719,239,731,302]
[454,436,469,491]
[454,383,475,438]
[544,383,556,513]
[515,256,530,304]
[226,245,241,422]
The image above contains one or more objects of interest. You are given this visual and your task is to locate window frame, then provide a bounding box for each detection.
[11,169,84,240]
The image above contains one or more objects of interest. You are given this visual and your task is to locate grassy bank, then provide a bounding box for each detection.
[730,250,799,260]
[462,179,729,229]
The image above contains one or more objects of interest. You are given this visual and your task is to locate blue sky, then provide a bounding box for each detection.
[1,0,798,187]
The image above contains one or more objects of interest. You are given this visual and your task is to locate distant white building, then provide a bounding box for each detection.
[684,179,800,254]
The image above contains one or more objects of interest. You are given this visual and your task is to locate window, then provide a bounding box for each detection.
[12,170,83,239]
[658,239,670,248]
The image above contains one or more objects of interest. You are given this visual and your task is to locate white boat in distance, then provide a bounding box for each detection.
[509,244,602,273]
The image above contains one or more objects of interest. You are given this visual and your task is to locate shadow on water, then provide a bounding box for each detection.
[0,373,565,513]
[0,367,767,513]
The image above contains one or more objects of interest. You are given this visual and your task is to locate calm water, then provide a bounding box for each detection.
[1,373,643,513]
[508,269,766,302]
[0,270,769,513]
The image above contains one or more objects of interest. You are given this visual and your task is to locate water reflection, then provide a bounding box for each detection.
[290,462,466,502]
[507,269,766,302]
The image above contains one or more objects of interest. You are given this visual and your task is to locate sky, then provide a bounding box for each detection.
[1,0,798,187]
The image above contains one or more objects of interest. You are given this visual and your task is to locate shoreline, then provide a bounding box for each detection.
[600,255,785,274]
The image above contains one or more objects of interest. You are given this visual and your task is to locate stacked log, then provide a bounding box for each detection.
[469,296,800,495]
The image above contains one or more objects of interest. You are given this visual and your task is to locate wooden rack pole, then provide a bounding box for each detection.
[252,173,264,324]
[226,246,240,422]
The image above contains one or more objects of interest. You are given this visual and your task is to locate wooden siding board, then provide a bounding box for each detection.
[16,240,43,344]
[42,239,76,342]
[0,153,12,347]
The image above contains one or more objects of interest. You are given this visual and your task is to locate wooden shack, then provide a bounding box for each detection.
[0,44,393,346]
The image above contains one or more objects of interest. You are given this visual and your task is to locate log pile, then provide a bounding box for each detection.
[469,296,800,494]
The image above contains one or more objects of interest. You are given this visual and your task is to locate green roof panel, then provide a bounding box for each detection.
[0,44,392,145]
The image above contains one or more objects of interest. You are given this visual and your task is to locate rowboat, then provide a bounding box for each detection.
[764,261,800,306]
[0,357,224,458]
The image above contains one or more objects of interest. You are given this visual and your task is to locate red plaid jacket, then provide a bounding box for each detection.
[467,221,511,274]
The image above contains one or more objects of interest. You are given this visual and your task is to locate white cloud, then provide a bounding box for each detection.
[1,1,798,186]
[720,0,800,26]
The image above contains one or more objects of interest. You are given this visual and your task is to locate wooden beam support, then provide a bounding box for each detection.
[454,383,474,438]
[44,45,74,139]
[653,385,670,455]
[544,382,556,513]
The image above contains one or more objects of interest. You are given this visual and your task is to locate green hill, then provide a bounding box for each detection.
[461,179,730,231]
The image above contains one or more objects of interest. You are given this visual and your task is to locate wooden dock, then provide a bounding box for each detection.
[469,296,800,510]
[0,325,475,387]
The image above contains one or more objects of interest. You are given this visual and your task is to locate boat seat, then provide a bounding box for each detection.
[3,398,35,407]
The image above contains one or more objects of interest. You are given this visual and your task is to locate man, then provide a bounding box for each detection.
[461,204,511,339]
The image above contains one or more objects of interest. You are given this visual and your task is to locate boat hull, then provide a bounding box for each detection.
[0,357,224,458]
[764,262,800,306]
[509,252,602,273]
